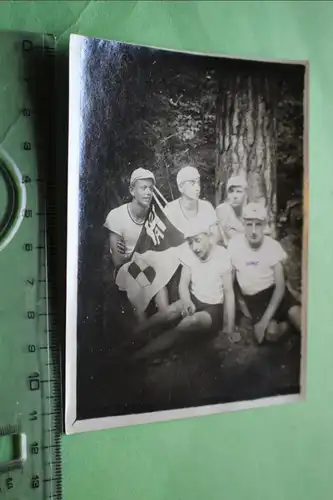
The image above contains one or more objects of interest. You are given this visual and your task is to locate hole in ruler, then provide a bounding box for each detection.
[0,155,26,252]
[0,433,26,471]
[0,434,16,461]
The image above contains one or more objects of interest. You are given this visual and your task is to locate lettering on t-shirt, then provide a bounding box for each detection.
[246,260,259,266]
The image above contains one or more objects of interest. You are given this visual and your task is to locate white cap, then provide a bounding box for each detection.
[227,175,248,191]
[242,202,267,221]
[176,166,200,188]
[184,218,212,239]
[130,168,155,186]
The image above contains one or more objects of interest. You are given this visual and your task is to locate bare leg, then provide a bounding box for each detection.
[266,320,290,342]
[279,322,290,336]
[134,300,183,335]
[134,286,171,331]
[288,305,301,332]
[134,308,147,324]
[237,294,251,319]
[287,282,302,303]
[134,311,212,360]
[155,287,169,312]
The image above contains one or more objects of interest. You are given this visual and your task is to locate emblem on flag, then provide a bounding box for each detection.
[128,257,156,288]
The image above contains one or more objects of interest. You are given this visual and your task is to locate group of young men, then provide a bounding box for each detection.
[104,165,301,357]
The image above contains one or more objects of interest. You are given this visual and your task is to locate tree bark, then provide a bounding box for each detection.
[215,72,277,235]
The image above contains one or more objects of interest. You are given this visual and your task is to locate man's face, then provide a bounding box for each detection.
[227,186,246,208]
[244,219,265,247]
[130,178,154,208]
[187,232,211,260]
[179,177,200,200]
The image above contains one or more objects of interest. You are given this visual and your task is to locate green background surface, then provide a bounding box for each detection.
[0,1,332,499]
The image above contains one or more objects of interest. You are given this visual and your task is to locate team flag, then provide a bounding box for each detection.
[115,188,186,312]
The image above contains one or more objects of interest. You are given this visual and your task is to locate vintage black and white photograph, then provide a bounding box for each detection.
[65,34,308,433]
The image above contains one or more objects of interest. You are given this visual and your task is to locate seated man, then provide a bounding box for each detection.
[216,175,248,244]
[164,165,221,244]
[104,167,168,318]
[104,167,155,268]
[228,202,301,344]
[134,219,235,359]
[216,175,252,323]
[216,175,271,244]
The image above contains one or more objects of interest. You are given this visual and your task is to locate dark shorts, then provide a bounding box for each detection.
[240,284,300,324]
[190,293,223,332]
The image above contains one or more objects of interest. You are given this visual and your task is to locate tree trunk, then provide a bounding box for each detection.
[215,72,277,235]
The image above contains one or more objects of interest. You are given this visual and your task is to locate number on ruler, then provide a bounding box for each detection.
[31,475,40,489]
[6,477,13,490]
[26,278,35,286]
[29,411,38,421]
[22,108,31,117]
[23,209,33,218]
[30,442,39,455]
[28,344,36,352]
[28,373,40,391]
[22,175,31,183]
[27,311,35,319]
[24,243,33,251]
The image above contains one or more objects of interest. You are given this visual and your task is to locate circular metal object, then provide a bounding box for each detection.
[0,150,26,252]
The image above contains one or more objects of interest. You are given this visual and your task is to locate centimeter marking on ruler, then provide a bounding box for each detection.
[0,33,62,499]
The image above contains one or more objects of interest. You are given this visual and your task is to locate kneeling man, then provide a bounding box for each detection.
[228,202,301,344]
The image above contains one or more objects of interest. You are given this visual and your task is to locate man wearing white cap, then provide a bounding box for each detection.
[164,165,221,243]
[216,175,248,243]
[134,218,235,359]
[228,202,301,344]
[104,168,155,269]
[179,218,235,334]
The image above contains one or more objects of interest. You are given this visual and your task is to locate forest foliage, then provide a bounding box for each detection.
[80,39,304,229]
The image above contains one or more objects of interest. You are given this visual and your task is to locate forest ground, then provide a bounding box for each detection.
[78,316,301,420]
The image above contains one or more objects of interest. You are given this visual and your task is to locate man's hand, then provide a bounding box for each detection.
[224,328,241,343]
[254,320,268,344]
[109,232,129,268]
[181,300,196,317]
[116,237,126,255]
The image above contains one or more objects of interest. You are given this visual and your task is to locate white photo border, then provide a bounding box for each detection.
[65,33,309,435]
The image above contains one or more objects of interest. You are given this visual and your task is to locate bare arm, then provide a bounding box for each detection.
[109,232,129,269]
[211,222,225,246]
[216,205,232,245]
[179,265,191,303]
[221,270,235,335]
[179,265,196,315]
[224,227,239,242]
[259,262,285,327]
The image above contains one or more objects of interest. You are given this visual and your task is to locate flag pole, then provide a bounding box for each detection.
[153,185,168,206]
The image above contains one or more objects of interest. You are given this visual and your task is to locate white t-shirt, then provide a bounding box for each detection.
[216,202,244,240]
[164,198,217,235]
[104,203,144,258]
[180,245,232,304]
[228,234,287,296]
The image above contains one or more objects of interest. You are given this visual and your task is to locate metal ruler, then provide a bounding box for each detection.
[0,31,62,499]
